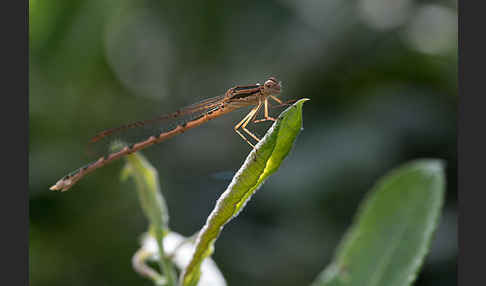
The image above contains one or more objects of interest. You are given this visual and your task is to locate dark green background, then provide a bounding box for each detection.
[29,0,457,285]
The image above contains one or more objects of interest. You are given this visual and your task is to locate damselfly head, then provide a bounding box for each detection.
[263,77,281,95]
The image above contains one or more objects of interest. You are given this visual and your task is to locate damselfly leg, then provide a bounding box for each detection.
[234,101,263,148]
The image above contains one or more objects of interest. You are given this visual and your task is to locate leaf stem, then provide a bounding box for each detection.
[122,152,178,286]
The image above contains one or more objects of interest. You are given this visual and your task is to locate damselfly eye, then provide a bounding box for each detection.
[263,77,281,94]
[264,77,278,87]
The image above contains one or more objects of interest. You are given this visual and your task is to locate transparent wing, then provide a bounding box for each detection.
[90,95,226,143]
[86,95,226,158]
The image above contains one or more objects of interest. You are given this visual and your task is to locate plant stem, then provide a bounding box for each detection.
[154,228,177,286]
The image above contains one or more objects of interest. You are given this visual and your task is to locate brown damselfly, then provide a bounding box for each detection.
[50,77,285,192]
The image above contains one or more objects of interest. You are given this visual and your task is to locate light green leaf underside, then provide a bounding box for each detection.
[121,151,170,231]
[121,152,177,286]
[181,98,309,286]
[312,159,445,286]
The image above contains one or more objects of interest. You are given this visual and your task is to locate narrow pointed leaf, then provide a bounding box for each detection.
[121,152,170,230]
[181,98,309,286]
[122,152,177,286]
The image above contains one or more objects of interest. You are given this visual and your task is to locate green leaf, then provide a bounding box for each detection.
[180,98,309,286]
[311,159,446,286]
[122,151,170,232]
[122,152,177,286]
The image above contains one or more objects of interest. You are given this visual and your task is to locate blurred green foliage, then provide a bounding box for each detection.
[29,0,456,286]
[313,159,445,286]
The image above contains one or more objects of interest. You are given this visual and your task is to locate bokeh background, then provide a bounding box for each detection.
[29,0,457,285]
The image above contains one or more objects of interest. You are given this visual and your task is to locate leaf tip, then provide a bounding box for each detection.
[423,159,445,174]
[409,158,446,178]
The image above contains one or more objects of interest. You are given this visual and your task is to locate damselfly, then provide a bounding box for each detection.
[50,77,284,192]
